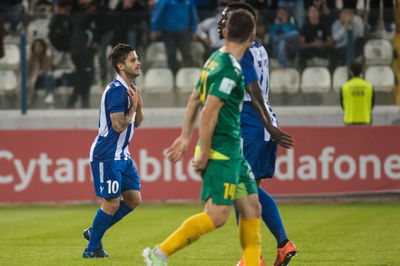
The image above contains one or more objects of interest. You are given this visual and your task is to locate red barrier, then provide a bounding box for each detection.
[0,126,399,202]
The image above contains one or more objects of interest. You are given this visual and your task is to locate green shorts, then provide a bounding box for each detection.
[200,157,258,205]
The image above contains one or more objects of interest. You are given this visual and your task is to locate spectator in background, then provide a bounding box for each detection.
[27,0,52,16]
[0,0,24,33]
[299,5,334,70]
[0,16,4,59]
[95,0,118,85]
[67,0,99,108]
[48,0,73,53]
[150,0,198,75]
[305,0,335,26]
[369,0,394,33]
[27,39,55,105]
[331,8,364,68]
[195,8,225,61]
[269,7,299,68]
[114,0,149,48]
[277,0,305,29]
[194,0,217,21]
[340,62,374,125]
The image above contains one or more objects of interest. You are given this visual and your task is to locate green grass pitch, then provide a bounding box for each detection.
[1,202,399,265]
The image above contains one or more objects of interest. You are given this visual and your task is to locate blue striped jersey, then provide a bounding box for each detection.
[90,75,135,161]
[240,41,278,141]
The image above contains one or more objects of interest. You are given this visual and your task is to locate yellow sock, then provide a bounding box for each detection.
[159,212,216,256]
[239,217,261,266]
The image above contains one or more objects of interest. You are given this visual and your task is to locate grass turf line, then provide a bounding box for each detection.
[0,202,399,265]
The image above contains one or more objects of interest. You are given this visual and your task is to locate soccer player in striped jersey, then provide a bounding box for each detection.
[82,43,144,258]
[218,4,296,266]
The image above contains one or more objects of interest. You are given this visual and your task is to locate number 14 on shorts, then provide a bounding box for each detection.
[223,183,236,200]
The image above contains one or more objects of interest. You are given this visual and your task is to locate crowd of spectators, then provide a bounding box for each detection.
[0,0,396,108]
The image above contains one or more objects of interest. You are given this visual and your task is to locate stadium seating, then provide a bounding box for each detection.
[365,66,395,92]
[143,68,174,93]
[0,44,20,69]
[27,18,50,43]
[175,67,201,93]
[0,70,18,92]
[190,41,205,67]
[306,57,330,68]
[332,66,349,92]
[270,68,300,93]
[145,42,168,68]
[300,67,331,93]
[364,39,393,66]
[135,72,144,89]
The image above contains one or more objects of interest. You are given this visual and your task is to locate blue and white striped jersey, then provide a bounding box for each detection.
[90,75,135,161]
[240,41,278,141]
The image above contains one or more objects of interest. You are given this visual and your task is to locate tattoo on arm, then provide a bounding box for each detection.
[110,112,128,132]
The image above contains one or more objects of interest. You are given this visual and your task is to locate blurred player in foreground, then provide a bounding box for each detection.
[220,4,297,266]
[143,9,261,266]
[82,43,144,258]
[168,3,297,266]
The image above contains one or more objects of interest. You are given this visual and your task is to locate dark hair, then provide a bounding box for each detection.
[217,2,257,39]
[226,9,255,43]
[31,39,47,54]
[350,62,362,77]
[109,43,135,73]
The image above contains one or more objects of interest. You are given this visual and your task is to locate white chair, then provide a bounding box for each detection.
[301,67,331,93]
[365,66,394,92]
[332,66,349,92]
[0,70,18,92]
[176,67,201,93]
[27,18,50,43]
[364,39,393,66]
[190,41,205,67]
[270,68,300,93]
[145,42,168,68]
[143,68,174,93]
[134,73,144,90]
[0,44,20,69]
[306,57,330,68]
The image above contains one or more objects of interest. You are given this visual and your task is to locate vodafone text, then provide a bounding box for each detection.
[276,147,400,180]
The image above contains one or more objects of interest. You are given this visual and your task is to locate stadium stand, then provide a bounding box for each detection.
[0,44,20,69]
[332,66,349,92]
[301,67,331,93]
[26,18,50,43]
[145,42,168,68]
[175,67,201,93]
[270,68,300,93]
[190,41,205,68]
[0,70,18,92]
[365,65,395,92]
[142,68,175,107]
[143,68,174,93]
[364,39,393,66]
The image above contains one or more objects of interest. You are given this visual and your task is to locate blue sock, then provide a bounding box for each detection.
[87,208,113,251]
[258,187,288,244]
[107,200,133,229]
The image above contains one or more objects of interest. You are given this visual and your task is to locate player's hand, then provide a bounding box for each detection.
[192,151,208,174]
[269,126,294,149]
[135,86,143,111]
[127,86,139,111]
[166,136,189,164]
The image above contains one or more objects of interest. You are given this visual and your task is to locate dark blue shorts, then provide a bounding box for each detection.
[91,158,141,198]
[242,138,277,179]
